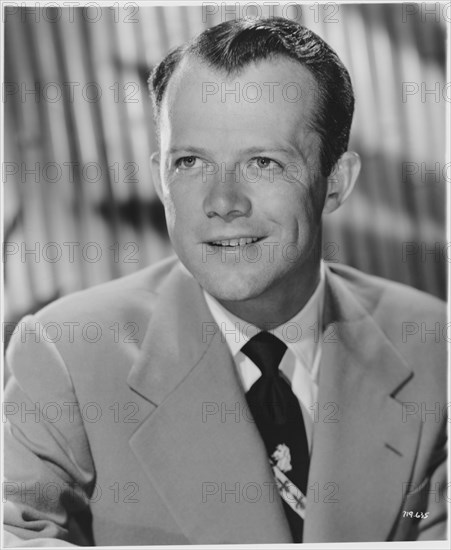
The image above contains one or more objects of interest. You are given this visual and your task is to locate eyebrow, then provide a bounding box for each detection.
[167,146,210,157]
[167,144,308,163]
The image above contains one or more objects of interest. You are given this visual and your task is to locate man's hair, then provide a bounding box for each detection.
[148,17,354,177]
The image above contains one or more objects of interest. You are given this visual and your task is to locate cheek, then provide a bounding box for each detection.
[291,179,325,228]
[162,188,200,249]
[161,181,188,229]
[161,193,176,232]
[267,185,318,235]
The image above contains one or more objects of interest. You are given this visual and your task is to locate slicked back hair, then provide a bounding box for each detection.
[148,17,354,177]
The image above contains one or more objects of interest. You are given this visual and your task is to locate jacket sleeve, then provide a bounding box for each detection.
[415,416,448,540]
[3,316,96,546]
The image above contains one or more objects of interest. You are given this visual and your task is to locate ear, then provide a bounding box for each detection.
[322,151,361,214]
[150,152,164,203]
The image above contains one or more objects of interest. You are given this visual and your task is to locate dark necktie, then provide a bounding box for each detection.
[242,331,309,542]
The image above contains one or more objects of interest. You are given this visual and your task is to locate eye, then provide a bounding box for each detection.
[175,156,199,169]
[253,157,279,170]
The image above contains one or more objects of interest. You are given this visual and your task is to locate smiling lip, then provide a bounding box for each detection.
[206,236,264,247]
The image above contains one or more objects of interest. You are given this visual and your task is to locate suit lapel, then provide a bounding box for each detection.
[127,264,291,544]
[303,267,422,542]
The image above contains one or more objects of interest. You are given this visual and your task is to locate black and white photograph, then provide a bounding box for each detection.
[2,1,449,547]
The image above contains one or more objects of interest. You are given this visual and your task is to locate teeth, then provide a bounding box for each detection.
[211,237,259,247]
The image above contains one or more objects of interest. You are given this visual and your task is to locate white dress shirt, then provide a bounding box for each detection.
[203,261,325,451]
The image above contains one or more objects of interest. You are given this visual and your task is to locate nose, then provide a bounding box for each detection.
[203,172,252,221]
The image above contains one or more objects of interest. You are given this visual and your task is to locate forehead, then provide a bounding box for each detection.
[159,53,320,157]
[163,52,319,115]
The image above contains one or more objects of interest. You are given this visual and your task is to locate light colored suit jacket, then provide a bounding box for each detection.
[3,257,447,545]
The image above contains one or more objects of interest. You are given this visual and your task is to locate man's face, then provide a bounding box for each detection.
[154,55,327,304]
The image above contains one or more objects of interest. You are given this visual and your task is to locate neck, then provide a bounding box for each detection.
[217,261,322,330]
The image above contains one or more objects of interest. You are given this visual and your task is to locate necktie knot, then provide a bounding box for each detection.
[241,331,287,378]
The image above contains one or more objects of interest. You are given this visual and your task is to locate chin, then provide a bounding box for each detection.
[204,285,255,302]
[196,269,268,303]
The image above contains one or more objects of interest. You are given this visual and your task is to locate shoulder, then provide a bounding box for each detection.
[33,255,180,332]
[6,256,184,394]
[6,256,181,375]
[327,263,446,397]
[327,262,445,322]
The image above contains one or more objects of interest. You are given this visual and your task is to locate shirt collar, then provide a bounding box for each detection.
[203,261,325,370]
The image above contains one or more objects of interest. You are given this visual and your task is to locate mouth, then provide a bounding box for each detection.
[206,237,264,247]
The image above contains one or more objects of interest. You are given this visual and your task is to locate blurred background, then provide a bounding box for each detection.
[3,3,447,348]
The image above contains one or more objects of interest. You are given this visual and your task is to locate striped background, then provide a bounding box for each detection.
[4,3,447,338]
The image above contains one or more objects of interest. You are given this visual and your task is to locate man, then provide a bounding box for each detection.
[3,17,447,546]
